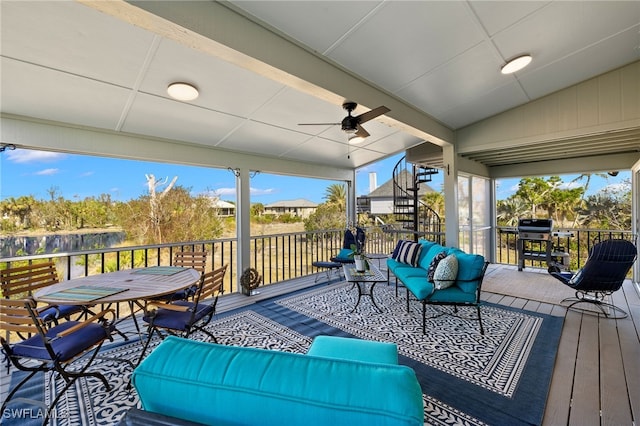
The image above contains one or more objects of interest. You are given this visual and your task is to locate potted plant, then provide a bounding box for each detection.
[350,243,367,272]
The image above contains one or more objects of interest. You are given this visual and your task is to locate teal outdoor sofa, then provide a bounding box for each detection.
[387,239,489,334]
[127,335,424,426]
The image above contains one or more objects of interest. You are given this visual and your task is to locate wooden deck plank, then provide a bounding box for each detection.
[543,309,580,426]
[2,265,638,426]
[569,314,601,426]
[617,283,640,423]
[599,316,633,425]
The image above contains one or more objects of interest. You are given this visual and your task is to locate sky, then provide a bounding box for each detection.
[0,148,411,204]
[0,147,630,204]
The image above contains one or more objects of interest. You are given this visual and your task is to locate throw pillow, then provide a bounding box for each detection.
[427,251,447,282]
[433,254,459,290]
[333,248,353,262]
[396,241,423,267]
[391,240,408,260]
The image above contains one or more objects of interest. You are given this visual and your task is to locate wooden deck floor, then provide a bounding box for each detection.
[2,264,639,425]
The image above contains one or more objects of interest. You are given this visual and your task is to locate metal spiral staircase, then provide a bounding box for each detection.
[392,156,441,239]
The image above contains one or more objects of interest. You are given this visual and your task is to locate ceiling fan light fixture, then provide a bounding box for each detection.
[167,82,199,101]
[348,134,365,144]
[501,54,532,74]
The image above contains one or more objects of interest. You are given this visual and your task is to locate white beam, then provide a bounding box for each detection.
[489,152,640,179]
[0,114,353,182]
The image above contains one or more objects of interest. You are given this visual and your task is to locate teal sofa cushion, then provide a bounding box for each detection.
[418,244,446,271]
[132,336,424,426]
[401,276,435,300]
[452,252,486,293]
[416,239,437,264]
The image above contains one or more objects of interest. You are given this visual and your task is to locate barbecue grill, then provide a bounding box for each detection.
[517,218,553,271]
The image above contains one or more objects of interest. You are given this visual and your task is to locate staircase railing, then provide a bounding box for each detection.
[391,156,442,241]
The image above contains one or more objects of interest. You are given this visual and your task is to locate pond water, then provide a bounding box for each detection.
[0,231,126,258]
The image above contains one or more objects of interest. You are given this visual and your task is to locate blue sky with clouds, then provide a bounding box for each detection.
[0,148,629,204]
[0,148,410,204]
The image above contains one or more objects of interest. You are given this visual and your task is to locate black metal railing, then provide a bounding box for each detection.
[496,226,634,270]
[2,226,632,297]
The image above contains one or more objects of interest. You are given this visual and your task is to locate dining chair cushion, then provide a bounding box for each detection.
[11,321,109,362]
[152,285,198,302]
[39,304,86,321]
[144,301,214,332]
[332,248,354,262]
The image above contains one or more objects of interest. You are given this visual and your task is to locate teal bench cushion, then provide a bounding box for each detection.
[132,336,424,426]
[307,335,398,365]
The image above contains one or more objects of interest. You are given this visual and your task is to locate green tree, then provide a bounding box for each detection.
[116,185,224,245]
[304,203,344,231]
[324,184,346,211]
[251,203,264,218]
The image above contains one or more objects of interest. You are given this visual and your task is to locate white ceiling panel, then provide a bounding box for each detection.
[439,82,531,129]
[122,93,245,146]
[2,0,639,174]
[281,137,352,166]
[470,1,550,37]
[250,88,345,134]
[227,1,382,54]
[491,1,640,69]
[1,58,131,130]
[396,41,511,119]
[519,27,640,100]
[327,1,485,92]
[1,1,155,88]
[140,38,286,117]
[218,121,309,156]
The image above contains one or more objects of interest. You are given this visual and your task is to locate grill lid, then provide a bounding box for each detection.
[517,218,553,232]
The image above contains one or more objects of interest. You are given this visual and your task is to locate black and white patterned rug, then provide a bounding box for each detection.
[4,282,563,426]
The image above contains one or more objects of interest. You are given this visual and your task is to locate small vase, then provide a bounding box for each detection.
[354,256,366,272]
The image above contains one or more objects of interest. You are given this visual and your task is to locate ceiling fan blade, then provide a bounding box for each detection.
[355,106,390,124]
[354,125,370,138]
[298,122,340,126]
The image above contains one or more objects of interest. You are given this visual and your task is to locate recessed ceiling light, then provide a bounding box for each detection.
[167,82,199,101]
[501,55,532,74]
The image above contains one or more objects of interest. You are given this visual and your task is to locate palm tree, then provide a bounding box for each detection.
[324,184,346,211]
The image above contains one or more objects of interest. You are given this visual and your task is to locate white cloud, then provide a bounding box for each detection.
[251,187,276,196]
[559,182,583,190]
[35,168,59,176]
[209,187,276,198]
[7,149,65,164]
[213,187,237,197]
[599,182,630,194]
[79,171,94,177]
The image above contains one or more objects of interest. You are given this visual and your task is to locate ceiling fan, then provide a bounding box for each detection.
[298,102,390,138]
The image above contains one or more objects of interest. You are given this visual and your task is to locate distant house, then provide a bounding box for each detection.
[210,198,235,217]
[357,171,435,216]
[264,199,318,219]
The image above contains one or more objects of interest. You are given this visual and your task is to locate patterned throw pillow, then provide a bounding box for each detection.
[391,240,408,260]
[427,251,447,282]
[395,241,423,267]
[433,254,459,290]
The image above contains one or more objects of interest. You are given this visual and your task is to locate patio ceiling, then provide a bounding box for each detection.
[1,1,639,175]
